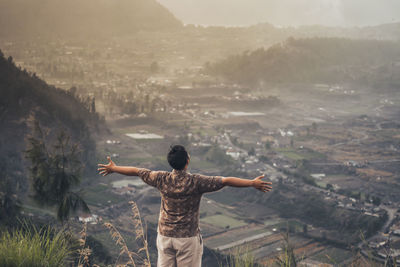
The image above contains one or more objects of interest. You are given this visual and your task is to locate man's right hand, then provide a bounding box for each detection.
[97,156,115,176]
[222,175,272,192]
[252,175,272,192]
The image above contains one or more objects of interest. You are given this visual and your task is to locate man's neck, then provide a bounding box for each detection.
[173,168,187,173]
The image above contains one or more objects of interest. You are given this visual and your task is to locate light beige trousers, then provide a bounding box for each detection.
[156,233,203,267]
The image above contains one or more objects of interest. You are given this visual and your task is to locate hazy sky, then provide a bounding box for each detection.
[156,0,400,27]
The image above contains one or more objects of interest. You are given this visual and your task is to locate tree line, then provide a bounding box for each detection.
[205,37,400,87]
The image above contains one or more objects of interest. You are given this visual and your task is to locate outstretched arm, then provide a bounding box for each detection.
[222,175,272,193]
[98,156,142,176]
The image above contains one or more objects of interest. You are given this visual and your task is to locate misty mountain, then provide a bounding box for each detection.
[158,0,400,28]
[0,49,99,196]
[206,37,400,87]
[0,0,182,38]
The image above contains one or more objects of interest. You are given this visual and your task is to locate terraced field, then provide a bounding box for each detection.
[204,224,276,251]
[310,247,353,264]
[201,214,247,229]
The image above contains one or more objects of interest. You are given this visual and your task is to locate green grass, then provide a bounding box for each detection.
[0,224,73,267]
[201,214,247,229]
[224,246,255,267]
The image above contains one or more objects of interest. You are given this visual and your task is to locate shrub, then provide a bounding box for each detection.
[0,224,73,267]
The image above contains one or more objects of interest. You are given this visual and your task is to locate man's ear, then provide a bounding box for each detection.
[186,156,190,166]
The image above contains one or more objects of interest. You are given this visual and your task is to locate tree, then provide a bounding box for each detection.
[69,86,77,97]
[248,147,255,156]
[265,141,271,150]
[326,183,334,191]
[0,179,21,224]
[91,97,96,113]
[302,224,308,235]
[371,196,381,206]
[0,158,21,224]
[25,121,89,223]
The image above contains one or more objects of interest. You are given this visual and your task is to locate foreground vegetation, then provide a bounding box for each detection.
[0,225,73,267]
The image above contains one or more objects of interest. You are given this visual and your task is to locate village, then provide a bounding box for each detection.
[2,35,400,266]
[88,82,400,265]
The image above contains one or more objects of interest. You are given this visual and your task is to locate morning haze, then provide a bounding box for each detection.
[157,0,400,27]
[0,0,400,266]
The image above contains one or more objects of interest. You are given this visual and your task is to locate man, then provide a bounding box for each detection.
[98,145,272,267]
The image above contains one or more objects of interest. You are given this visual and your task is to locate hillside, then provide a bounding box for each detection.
[206,37,400,87]
[0,49,99,201]
[292,22,400,41]
[0,0,182,38]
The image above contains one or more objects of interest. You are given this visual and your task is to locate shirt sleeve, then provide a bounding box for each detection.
[195,174,225,194]
[137,168,165,188]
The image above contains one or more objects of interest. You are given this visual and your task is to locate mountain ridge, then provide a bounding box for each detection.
[0,0,182,38]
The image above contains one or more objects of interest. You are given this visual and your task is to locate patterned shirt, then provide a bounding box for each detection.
[137,168,225,238]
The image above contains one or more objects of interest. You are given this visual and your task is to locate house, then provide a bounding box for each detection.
[393,229,400,236]
[226,149,241,160]
[79,214,99,224]
[311,173,326,180]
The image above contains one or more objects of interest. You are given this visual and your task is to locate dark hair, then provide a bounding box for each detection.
[167,145,189,170]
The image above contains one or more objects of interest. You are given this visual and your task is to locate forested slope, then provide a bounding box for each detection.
[0,49,99,207]
[206,38,400,87]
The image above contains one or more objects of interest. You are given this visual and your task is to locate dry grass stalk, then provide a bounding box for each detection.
[104,222,137,267]
[129,201,151,267]
[77,222,92,267]
[275,231,299,267]
[103,201,152,267]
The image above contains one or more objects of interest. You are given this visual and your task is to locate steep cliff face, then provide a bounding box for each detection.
[0,0,182,38]
[0,50,99,195]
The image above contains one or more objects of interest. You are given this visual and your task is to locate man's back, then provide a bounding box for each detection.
[98,145,271,267]
[138,168,224,238]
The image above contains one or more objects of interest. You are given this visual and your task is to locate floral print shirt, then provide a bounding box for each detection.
[138,168,225,237]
